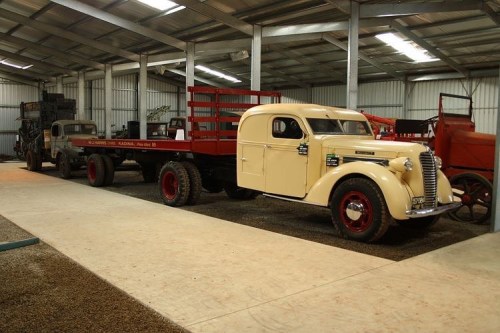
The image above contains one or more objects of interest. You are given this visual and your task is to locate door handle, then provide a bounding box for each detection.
[265,145,272,149]
[241,157,247,161]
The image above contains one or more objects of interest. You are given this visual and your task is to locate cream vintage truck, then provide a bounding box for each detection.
[237,104,461,242]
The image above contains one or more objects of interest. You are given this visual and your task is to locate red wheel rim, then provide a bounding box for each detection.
[161,171,177,200]
[339,190,373,232]
[88,159,96,182]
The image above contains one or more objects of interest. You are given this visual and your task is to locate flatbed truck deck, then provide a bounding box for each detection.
[71,86,282,206]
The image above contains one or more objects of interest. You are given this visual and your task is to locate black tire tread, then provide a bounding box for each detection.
[182,161,202,205]
[87,154,106,187]
[158,161,190,207]
[101,154,115,186]
[59,152,72,179]
[26,150,42,171]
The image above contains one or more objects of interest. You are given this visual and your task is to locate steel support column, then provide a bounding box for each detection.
[251,25,262,103]
[185,42,195,139]
[491,65,500,232]
[139,54,148,140]
[78,71,85,120]
[56,75,63,94]
[105,64,112,139]
[346,1,359,110]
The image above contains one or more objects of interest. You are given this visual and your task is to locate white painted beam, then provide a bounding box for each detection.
[105,64,113,139]
[492,65,500,232]
[78,71,85,120]
[251,25,262,103]
[139,55,148,140]
[0,32,105,71]
[175,0,253,35]
[0,8,139,62]
[346,1,359,110]
[50,0,186,51]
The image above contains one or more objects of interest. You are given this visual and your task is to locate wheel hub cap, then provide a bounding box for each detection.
[346,201,365,221]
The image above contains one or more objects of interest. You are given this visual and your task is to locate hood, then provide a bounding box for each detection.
[67,134,98,141]
[321,136,427,159]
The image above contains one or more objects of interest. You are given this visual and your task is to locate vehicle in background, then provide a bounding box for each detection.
[18,91,98,178]
[365,93,494,224]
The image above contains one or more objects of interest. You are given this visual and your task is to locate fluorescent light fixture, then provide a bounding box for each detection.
[137,0,185,13]
[0,59,33,70]
[195,65,242,83]
[376,32,438,63]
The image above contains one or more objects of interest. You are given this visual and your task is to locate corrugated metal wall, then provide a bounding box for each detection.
[312,85,346,107]
[283,81,404,118]
[1,73,498,155]
[407,77,499,134]
[0,79,39,156]
[358,81,404,119]
[282,77,498,134]
[280,88,310,103]
[47,74,182,136]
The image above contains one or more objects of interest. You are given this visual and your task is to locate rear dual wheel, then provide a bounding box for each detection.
[59,152,72,179]
[158,161,203,207]
[26,150,42,171]
[87,154,114,187]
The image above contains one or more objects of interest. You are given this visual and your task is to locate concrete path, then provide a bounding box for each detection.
[1,162,499,332]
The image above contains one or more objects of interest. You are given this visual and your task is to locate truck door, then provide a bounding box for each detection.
[50,123,63,158]
[264,117,308,198]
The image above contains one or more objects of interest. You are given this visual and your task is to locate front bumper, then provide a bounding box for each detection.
[406,202,462,218]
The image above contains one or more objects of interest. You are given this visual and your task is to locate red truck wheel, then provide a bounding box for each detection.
[448,173,492,224]
[87,154,106,187]
[331,178,390,242]
[158,161,190,207]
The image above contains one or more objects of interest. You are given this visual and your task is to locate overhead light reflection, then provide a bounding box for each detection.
[376,32,439,63]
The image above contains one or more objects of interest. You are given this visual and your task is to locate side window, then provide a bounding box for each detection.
[51,125,60,137]
[272,117,303,139]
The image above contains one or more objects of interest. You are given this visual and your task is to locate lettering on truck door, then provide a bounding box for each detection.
[265,116,308,197]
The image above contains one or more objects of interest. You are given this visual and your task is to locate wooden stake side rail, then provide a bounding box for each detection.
[72,87,280,156]
[71,138,237,155]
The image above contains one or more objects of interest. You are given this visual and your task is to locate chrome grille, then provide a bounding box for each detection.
[419,151,437,208]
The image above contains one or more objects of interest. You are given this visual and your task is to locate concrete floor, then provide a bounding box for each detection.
[1,161,499,332]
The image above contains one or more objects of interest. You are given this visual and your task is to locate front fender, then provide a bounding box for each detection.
[58,147,84,160]
[437,169,454,204]
[304,161,411,220]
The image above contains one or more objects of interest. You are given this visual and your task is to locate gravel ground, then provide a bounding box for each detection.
[0,216,189,333]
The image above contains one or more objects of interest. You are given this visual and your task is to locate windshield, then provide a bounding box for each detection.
[307,118,372,135]
[64,124,97,135]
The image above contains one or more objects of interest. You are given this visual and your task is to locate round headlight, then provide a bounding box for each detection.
[389,157,413,173]
[434,156,442,169]
[404,158,413,171]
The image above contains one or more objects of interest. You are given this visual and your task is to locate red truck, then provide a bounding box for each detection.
[71,87,282,203]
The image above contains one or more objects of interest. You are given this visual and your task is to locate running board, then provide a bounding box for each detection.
[262,193,325,207]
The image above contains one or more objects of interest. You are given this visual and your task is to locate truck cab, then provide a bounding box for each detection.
[49,120,98,178]
[237,104,460,242]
